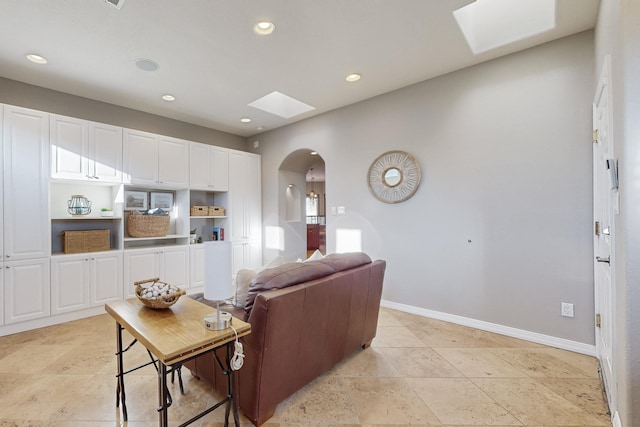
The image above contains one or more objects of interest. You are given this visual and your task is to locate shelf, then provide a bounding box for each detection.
[189,216,227,219]
[123,234,188,242]
[52,216,122,220]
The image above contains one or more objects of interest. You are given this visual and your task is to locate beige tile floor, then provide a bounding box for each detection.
[0,307,611,427]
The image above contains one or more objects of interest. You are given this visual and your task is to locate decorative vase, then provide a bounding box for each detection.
[67,195,91,216]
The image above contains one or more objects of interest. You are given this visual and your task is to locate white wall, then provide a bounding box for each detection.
[251,31,595,345]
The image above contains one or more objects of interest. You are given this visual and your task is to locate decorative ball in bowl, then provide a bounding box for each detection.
[135,278,186,309]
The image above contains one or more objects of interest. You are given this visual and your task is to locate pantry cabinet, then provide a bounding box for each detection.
[229,150,262,272]
[51,251,122,314]
[189,142,229,191]
[123,130,189,188]
[3,105,50,261]
[50,115,123,182]
[4,258,50,324]
[123,246,189,298]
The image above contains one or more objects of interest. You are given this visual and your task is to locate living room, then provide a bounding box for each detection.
[0,0,638,426]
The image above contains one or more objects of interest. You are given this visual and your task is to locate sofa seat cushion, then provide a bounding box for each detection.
[245,261,336,313]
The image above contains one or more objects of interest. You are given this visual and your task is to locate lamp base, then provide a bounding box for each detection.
[203,311,232,331]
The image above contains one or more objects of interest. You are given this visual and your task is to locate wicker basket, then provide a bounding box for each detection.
[127,214,170,237]
[134,278,186,309]
[190,206,208,216]
[208,206,225,216]
[62,230,110,254]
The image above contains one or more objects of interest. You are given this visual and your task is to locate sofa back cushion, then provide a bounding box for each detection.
[319,252,371,272]
[244,261,336,313]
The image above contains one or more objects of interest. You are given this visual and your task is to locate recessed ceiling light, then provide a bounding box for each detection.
[346,73,361,82]
[240,117,252,123]
[161,94,176,101]
[135,58,159,71]
[254,21,275,35]
[26,54,47,64]
[310,151,318,155]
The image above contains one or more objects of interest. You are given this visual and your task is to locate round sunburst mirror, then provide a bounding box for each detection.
[367,150,421,203]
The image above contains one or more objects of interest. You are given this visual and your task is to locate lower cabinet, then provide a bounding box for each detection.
[123,246,189,298]
[51,252,123,315]
[0,265,3,325]
[190,244,205,289]
[4,258,50,324]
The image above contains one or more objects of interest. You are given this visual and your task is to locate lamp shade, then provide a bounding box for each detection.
[204,241,232,301]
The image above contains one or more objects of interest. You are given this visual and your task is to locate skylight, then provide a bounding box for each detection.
[248,91,315,119]
[453,0,556,54]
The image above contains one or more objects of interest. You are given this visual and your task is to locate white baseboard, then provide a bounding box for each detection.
[0,306,106,337]
[612,410,622,427]
[380,299,596,356]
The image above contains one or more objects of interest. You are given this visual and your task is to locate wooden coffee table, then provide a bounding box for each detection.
[105,296,251,427]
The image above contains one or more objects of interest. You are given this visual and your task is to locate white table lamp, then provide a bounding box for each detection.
[204,241,232,330]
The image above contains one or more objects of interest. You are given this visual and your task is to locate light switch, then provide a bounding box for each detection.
[337,206,346,215]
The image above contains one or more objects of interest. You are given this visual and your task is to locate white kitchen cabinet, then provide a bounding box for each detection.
[50,115,123,182]
[4,258,50,324]
[229,150,262,272]
[123,245,189,298]
[0,265,4,325]
[123,129,189,188]
[189,244,205,289]
[189,142,229,191]
[51,251,122,314]
[3,105,50,261]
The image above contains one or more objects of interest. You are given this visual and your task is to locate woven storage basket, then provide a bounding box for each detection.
[134,278,186,309]
[208,206,225,216]
[62,230,110,254]
[190,206,208,216]
[127,214,170,237]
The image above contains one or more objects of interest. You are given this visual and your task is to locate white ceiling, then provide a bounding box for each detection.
[0,0,599,137]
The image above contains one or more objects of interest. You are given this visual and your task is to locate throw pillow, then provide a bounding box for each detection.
[234,268,257,307]
[297,249,324,263]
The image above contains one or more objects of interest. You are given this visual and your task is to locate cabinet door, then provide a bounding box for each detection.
[211,147,229,191]
[90,122,123,182]
[50,114,89,180]
[190,244,205,288]
[158,136,189,188]
[0,105,3,261]
[123,130,158,185]
[3,106,50,261]
[245,154,262,241]
[4,258,50,324]
[160,246,189,290]
[123,249,159,298]
[189,142,211,190]
[91,252,123,306]
[51,255,90,314]
[0,265,4,326]
[229,151,247,242]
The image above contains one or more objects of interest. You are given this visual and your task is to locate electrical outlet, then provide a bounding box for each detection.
[561,302,574,318]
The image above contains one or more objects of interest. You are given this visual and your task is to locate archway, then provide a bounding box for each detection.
[276,149,326,262]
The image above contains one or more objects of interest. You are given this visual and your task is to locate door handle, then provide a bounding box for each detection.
[596,256,610,264]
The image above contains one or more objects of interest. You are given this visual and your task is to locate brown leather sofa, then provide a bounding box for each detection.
[185,252,386,426]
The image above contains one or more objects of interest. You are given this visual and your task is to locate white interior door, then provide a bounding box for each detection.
[593,55,616,415]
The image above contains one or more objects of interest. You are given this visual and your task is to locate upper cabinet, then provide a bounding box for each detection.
[189,142,229,191]
[123,129,189,188]
[50,115,123,183]
[3,105,50,261]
